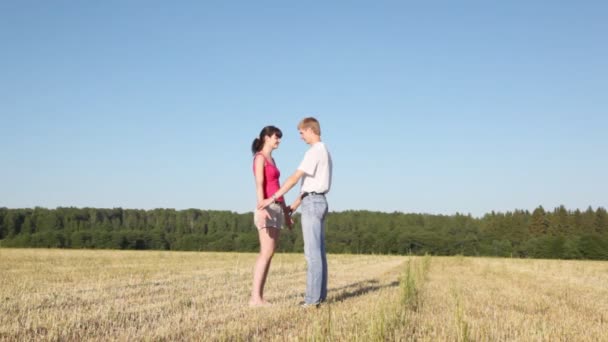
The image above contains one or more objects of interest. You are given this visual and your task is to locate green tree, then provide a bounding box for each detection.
[4,211,24,237]
[581,206,596,234]
[572,209,583,234]
[0,207,6,239]
[550,205,570,236]
[562,237,582,259]
[529,206,549,236]
[595,207,608,235]
[579,235,608,260]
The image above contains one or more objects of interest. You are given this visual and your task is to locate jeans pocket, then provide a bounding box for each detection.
[312,199,328,219]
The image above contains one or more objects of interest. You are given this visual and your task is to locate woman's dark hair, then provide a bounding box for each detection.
[251,126,282,155]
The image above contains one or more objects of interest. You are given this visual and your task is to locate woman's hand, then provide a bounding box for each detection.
[256,208,271,228]
[257,197,274,210]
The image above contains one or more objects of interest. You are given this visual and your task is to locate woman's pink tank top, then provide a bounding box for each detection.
[253,153,284,202]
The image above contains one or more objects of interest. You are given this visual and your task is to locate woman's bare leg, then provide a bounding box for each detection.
[250,227,280,306]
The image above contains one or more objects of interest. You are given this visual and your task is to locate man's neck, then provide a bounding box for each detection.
[309,137,321,145]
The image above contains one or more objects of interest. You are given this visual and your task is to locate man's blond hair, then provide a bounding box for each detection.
[298,117,321,136]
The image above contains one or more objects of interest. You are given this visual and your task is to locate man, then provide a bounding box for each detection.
[258,117,332,307]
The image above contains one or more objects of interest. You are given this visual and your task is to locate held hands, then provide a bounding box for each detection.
[257,196,297,230]
[257,197,274,210]
[284,205,295,230]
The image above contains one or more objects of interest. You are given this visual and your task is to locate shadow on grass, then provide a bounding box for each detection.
[282,279,399,303]
[331,279,399,302]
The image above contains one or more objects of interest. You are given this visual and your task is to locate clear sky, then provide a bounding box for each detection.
[1,1,606,217]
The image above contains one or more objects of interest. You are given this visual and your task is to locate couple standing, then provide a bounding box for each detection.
[250,117,332,308]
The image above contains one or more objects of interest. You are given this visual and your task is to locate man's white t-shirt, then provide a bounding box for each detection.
[297,142,332,194]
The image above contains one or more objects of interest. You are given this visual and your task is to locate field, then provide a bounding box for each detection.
[1,249,607,341]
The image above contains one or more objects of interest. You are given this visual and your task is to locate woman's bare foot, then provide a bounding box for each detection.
[249,299,271,307]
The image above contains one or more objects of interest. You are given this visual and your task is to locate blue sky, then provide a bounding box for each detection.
[1,1,606,217]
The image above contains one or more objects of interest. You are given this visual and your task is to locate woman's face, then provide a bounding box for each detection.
[265,133,281,149]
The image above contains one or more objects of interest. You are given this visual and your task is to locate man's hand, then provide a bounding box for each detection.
[284,207,294,230]
[289,199,301,213]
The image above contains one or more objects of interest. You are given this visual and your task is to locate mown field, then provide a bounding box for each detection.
[1,249,607,341]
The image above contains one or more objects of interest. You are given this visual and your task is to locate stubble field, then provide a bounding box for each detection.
[1,248,607,341]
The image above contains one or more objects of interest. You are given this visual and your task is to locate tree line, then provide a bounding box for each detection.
[0,205,607,259]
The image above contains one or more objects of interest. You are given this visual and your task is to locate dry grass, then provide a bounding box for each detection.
[0,249,404,341]
[403,256,608,341]
[1,249,607,341]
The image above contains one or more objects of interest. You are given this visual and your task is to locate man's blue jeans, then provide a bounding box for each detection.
[300,194,328,304]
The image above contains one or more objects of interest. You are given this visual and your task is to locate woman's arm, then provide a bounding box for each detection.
[253,154,266,205]
[253,155,270,224]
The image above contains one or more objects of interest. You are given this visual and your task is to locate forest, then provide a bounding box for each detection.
[1,205,607,259]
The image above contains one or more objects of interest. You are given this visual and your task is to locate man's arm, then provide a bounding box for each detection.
[289,194,303,212]
[258,169,305,209]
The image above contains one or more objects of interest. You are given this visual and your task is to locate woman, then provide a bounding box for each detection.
[250,125,292,307]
